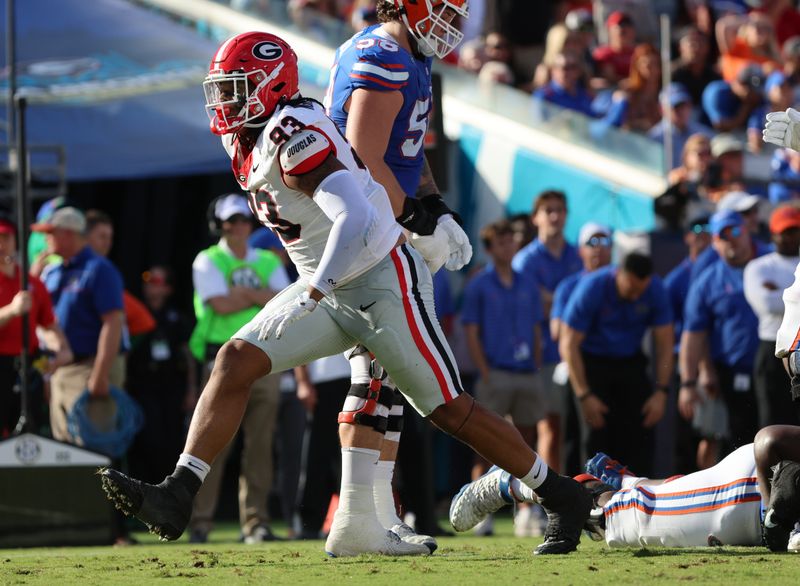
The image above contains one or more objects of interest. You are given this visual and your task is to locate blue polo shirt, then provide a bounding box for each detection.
[433,269,454,323]
[512,239,582,364]
[690,238,771,282]
[769,148,800,204]
[683,260,759,372]
[664,257,693,353]
[562,266,673,358]
[461,267,543,372]
[551,270,586,320]
[532,81,595,118]
[41,246,124,357]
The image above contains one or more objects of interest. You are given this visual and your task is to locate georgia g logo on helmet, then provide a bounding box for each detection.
[252,41,284,61]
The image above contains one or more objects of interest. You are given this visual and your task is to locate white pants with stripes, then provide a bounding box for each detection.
[234,244,463,416]
[776,261,800,357]
[604,444,762,548]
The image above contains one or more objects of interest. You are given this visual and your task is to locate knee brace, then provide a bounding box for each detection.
[385,389,405,442]
[338,378,394,432]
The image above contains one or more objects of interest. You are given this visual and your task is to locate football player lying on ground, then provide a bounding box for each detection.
[99,31,592,556]
[450,424,800,551]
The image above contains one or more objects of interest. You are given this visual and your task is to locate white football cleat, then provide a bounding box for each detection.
[391,522,437,553]
[325,512,431,557]
[449,466,514,532]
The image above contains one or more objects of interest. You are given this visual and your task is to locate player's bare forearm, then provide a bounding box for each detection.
[92,310,123,388]
[415,156,440,199]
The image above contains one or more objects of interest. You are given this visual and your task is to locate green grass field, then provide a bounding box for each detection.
[3,518,800,585]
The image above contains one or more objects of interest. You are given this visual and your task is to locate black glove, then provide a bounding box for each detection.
[419,194,463,226]
[396,197,438,236]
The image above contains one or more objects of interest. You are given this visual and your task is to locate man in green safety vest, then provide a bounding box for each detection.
[188,194,290,543]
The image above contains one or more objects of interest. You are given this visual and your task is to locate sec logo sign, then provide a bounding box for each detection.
[15,436,41,464]
[252,41,283,61]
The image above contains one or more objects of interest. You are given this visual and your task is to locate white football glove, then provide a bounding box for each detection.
[437,215,473,271]
[763,107,800,151]
[257,291,317,341]
[409,227,450,274]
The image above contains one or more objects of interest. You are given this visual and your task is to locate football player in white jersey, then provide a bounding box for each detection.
[100,31,592,556]
[451,425,800,551]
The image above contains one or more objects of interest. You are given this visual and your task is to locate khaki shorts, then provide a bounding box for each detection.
[540,362,568,417]
[235,244,463,416]
[475,369,547,427]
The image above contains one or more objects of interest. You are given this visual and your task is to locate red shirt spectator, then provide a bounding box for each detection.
[592,11,637,84]
[0,266,55,355]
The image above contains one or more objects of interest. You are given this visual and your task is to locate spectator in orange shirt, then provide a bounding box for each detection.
[717,12,781,82]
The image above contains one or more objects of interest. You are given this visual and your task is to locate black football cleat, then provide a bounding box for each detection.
[763,460,800,552]
[99,467,195,541]
[534,475,593,555]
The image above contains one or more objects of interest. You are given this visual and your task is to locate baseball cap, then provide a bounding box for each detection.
[606,11,633,28]
[765,71,788,94]
[769,205,800,233]
[30,206,87,234]
[215,194,251,221]
[717,190,761,213]
[566,9,594,33]
[578,222,612,246]
[709,209,744,236]
[661,83,692,108]
[710,133,744,158]
[685,212,710,233]
[736,63,765,89]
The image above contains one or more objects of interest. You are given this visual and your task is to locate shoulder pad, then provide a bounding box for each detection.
[349,37,411,91]
[279,128,334,177]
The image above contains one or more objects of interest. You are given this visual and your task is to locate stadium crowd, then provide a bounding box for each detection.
[4,0,800,546]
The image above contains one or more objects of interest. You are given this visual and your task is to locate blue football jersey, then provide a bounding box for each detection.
[324,25,433,198]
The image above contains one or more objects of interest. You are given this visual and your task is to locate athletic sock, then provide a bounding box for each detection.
[176,453,211,483]
[374,459,403,528]
[513,456,548,502]
[348,350,371,385]
[339,447,380,516]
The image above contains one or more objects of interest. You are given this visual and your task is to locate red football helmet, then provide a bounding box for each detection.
[203,32,300,135]
[393,0,469,59]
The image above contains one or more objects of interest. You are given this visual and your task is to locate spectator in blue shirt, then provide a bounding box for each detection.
[680,209,761,449]
[532,51,595,118]
[701,63,765,133]
[33,207,126,447]
[550,222,613,345]
[648,83,714,170]
[560,253,674,476]
[512,190,582,474]
[462,219,545,536]
[768,147,800,204]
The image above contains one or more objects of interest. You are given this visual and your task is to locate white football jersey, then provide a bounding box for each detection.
[221,99,401,287]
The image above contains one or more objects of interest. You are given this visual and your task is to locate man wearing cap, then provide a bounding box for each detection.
[549,222,613,474]
[744,205,800,427]
[649,83,714,170]
[33,207,126,444]
[592,11,637,85]
[0,212,71,436]
[188,193,290,544]
[664,213,725,470]
[702,64,765,133]
[680,209,761,450]
[461,218,545,536]
[560,252,674,477]
[768,147,800,204]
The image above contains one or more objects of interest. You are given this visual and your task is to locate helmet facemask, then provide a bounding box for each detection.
[203,63,286,135]
[407,1,468,59]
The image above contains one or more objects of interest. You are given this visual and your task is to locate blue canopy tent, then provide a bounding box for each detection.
[0,0,230,181]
